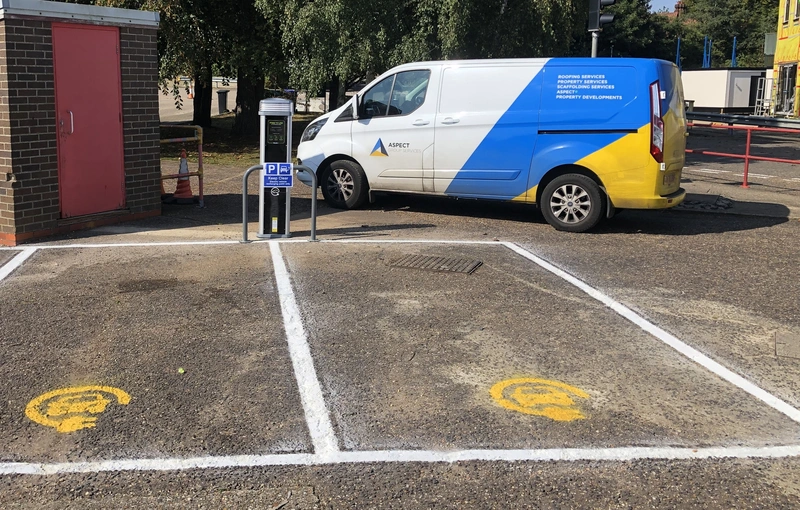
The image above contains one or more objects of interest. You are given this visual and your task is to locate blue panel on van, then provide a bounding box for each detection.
[445,59,657,198]
[538,63,643,129]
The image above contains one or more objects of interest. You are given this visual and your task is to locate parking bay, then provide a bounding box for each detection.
[284,241,800,452]
[1,240,799,466]
[0,245,310,463]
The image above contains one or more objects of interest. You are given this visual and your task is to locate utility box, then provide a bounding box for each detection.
[217,89,229,114]
[681,68,767,113]
[0,0,161,246]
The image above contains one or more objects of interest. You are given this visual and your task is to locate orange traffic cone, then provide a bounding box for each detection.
[172,149,195,204]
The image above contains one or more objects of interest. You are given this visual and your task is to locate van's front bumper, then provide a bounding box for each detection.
[295,161,316,186]
[612,188,686,209]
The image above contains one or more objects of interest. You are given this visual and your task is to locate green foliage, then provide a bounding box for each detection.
[257,0,403,94]
[597,0,672,59]
[62,0,780,126]
[588,0,776,68]
[259,0,588,93]
[431,0,582,59]
[680,0,778,68]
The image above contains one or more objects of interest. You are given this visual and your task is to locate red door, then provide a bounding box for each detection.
[53,23,125,218]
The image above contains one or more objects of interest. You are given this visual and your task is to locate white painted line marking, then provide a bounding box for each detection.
[0,453,316,475]
[687,168,730,174]
[0,248,36,281]
[502,242,800,424]
[19,239,500,250]
[687,169,776,180]
[270,242,339,458]
[784,178,800,183]
[33,240,243,249]
[3,446,800,475]
[333,445,800,464]
[321,239,499,245]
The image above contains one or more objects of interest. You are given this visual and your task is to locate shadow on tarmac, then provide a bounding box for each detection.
[358,193,790,237]
[43,190,792,244]
[186,192,790,236]
[291,223,438,238]
[593,210,788,236]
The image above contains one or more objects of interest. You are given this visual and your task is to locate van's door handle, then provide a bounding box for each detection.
[67,110,74,134]
[412,119,430,126]
[441,117,460,125]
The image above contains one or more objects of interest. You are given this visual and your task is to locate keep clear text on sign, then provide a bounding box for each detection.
[263,162,294,188]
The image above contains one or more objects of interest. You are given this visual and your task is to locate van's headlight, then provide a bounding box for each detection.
[301,118,327,143]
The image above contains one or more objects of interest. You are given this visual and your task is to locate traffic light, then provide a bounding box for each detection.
[588,0,615,31]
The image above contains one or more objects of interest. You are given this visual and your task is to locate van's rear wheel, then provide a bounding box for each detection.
[541,174,604,232]
[320,160,368,209]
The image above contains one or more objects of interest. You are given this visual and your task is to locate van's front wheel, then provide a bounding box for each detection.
[320,160,368,209]
[541,174,604,232]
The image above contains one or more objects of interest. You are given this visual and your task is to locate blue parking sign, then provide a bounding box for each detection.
[263,162,293,188]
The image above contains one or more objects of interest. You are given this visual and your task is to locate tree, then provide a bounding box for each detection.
[596,0,660,58]
[64,0,285,129]
[259,0,404,109]
[431,0,582,59]
[61,0,225,126]
[264,0,589,110]
[682,0,778,68]
[155,0,230,126]
[221,0,286,136]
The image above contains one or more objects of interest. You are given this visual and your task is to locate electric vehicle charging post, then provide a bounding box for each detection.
[242,98,317,243]
[258,98,293,239]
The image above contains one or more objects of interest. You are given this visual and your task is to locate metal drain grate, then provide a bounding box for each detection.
[388,254,483,274]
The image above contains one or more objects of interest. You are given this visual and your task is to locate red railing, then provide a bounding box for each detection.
[686,122,800,188]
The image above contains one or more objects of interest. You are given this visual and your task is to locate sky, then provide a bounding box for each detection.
[650,0,676,12]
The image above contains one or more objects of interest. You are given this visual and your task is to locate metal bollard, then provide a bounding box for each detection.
[242,163,318,242]
[241,164,262,243]
[295,165,318,242]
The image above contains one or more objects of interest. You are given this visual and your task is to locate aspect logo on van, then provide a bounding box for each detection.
[371,139,420,156]
[371,139,389,157]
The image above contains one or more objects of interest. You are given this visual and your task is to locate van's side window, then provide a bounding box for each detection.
[362,75,395,118]
[362,70,430,119]
[389,71,430,116]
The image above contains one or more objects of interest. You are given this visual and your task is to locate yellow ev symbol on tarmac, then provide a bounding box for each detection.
[25,386,131,433]
[490,377,589,422]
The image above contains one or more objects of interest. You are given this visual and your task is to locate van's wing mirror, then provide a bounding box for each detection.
[352,93,360,120]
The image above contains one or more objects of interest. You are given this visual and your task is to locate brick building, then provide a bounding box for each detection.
[0,0,160,246]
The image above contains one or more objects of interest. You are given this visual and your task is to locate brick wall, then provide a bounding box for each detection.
[0,22,11,235]
[0,19,160,245]
[120,26,161,214]
[0,19,58,237]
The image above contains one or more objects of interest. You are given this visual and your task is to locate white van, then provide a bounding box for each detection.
[297,58,686,232]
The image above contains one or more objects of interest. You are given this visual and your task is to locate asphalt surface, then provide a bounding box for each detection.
[1,132,800,507]
[284,242,799,451]
[0,246,309,463]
